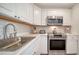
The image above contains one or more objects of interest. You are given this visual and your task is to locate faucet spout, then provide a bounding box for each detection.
[3,23,17,40]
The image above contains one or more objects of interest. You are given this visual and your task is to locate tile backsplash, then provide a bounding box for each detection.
[35,26,71,34]
[0,19,32,39]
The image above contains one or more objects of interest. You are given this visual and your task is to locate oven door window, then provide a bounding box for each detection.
[50,40,65,50]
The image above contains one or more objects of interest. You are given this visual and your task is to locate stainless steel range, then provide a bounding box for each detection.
[48,34,67,50]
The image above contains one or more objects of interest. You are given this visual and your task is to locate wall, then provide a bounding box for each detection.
[71,4,79,34]
[42,8,72,25]
[0,19,32,39]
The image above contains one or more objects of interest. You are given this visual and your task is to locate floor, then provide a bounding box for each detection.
[49,50,66,55]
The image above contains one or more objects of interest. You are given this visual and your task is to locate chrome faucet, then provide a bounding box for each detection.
[3,23,17,40]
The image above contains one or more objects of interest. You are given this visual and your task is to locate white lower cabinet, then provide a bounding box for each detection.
[32,37,41,55]
[40,34,48,54]
[19,34,47,55]
[33,34,48,55]
[66,35,78,54]
[32,34,48,55]
[20,35,41,55]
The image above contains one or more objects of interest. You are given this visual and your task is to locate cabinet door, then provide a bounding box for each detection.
[0,4,15,17]
[63,10,71,25]
[0,3,14,12]
[15,3,33,24]
[26,3,33,24]
[66,35,78,54]
[33,5,41,25]
[15,4,26,17]
[15,4,29,22]
[28,4,33,24]
[41,9,47,25]
[40,35,48,54]
[32,38,41,55]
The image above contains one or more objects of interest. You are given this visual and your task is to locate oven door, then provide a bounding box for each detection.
[50,40,66,50]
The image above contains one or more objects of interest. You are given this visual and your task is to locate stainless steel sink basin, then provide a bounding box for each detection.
[0,38,17,48]
[0,37,35,51]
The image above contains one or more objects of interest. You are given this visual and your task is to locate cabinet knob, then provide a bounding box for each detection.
[14,16,17,17]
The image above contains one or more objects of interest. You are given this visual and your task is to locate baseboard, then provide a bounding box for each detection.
[40,53,48,55]
[66,53,77,55]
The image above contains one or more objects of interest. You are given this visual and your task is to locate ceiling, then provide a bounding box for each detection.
[35,3,75,9]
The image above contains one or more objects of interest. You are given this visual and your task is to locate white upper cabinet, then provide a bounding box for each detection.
[33,5,41,25]
[15,3,34,24]
[15,4,27,21]
[26,3,33,24]
[61,9,71,25]
[41,9,47,25]
[0,3,15,17]
[0,3,15,12]
[0,3,34,24]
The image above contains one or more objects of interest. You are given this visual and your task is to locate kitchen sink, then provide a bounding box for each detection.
[0,38,17,48]
[0,37,35,51]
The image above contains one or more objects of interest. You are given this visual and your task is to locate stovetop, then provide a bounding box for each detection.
[48,34,67,40]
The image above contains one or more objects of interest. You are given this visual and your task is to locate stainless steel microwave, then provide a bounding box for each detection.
[47,16,63,25]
